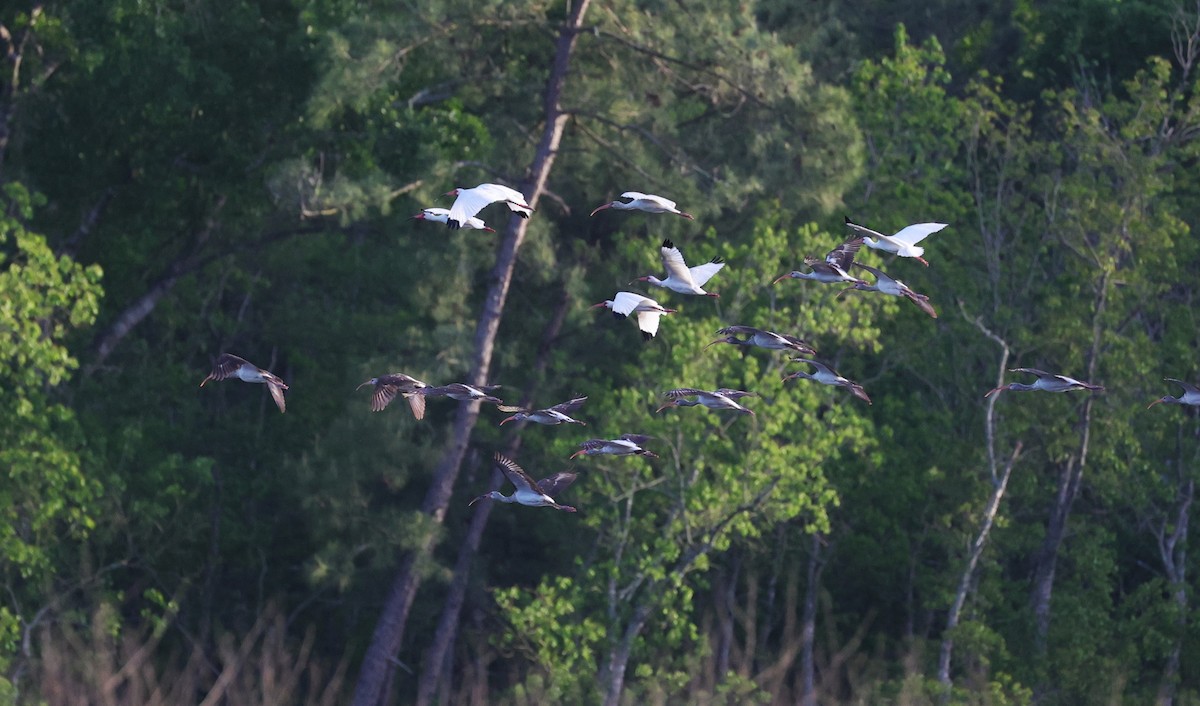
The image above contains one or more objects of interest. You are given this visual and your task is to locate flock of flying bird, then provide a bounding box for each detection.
[200,184,1200,513]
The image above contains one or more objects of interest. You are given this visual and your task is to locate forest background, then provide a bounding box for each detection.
[2,0,1200,704]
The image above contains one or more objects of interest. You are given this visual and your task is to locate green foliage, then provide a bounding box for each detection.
[0,183,103,670]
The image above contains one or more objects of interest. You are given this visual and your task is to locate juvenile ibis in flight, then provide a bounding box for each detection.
[469,453,578,512]
[445,183,533,229]
[420,383,507,406]
[591,292,676,340]
[636,239,725,296]
[773,237,869,286]
[783,358,871,404]
[412,207,494,233]
[570,434,658,459]
[705,325,816,355]
[356,373,429,420]
[499,396,588,426]
[655,388,756,415]
[844,217,948,266]
[840,262,938,318]
[1148,379,1200,409]
[200,353,289,414]
[589,191,694,219]
[984,368,1104,398]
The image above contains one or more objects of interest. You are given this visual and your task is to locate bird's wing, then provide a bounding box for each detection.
[618,433,654,444]
[663,388,704,400]
[843,218,890,241]
[636,310,663,339]
[419,385,450,397]
[380,373,426,390]
[576,439,606,452]
[474,183,523,203]
[795,358,835,376]
[1011,367,1052,378]
[619,191,652,201]
[371,384,400,412]
[850,384,872,404]
[536,471,577,498]
[494,453,538,493]
[447,188,494,225]
[689,258,725,287]
[906,292,938,318]
[423,207,450,218]
[406,393,426,421]
[645,193,677,209]
[208,353,252,381]
[778,332,815,352]
[852,262,892,283]
[475,183,531,215]
[891,222,948,245]
[1166,378,1200,394]
[268,381,287,413]
[659,240,696,284]
[826,237,864,270]
[717,325,759,335]
[715,388,755,399]
[611,291,647,317]
[549,396,588,414]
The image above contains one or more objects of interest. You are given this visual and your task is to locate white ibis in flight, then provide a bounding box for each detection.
[445,183,533,229]
[655,388,756,415]
[499,396,588,426]
[589,191,693,219]
[984,368,1104,398]
[200,354,289,413]
[420,383,506,406]
[570,434,658,459]
[783,358,871,404]
[636,239,724,296]
[591,292,676,340]
[773,237,868,286]
[840,262,938,318]
[469,453,578,512]
[412,207,495,233]
[705,325,816,355]
[356,373,429,420]
[1148,379,1200,409]
[844,217,948,266]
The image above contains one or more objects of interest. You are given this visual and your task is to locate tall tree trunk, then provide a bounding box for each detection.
[1155,470,1193,706]
[1029,275,1108,658]
[799,533,824,706]
[351,4,591,704]
[414,288,570,706]
[939,314,1021,691]
[937,442,1021,689]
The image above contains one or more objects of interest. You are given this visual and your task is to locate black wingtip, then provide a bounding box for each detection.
[612,311,627,321]
[641,331,654,341]
[711,257,723,264]
[517,212,530,219]
[447,220,462,230]
[844,215,852,224]
[662,238,673,249]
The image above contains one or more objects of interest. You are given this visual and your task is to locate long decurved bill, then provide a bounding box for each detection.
[569,449,586,460]
[772,273,792,285]
[1147,398,1166,409]
[589,203,614,217]
[468,494,487,507]
[983,386,1006,398]
[654,403,674,414]
[704,339,726,350]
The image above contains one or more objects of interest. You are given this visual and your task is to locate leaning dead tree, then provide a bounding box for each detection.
[350,2,592,704]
